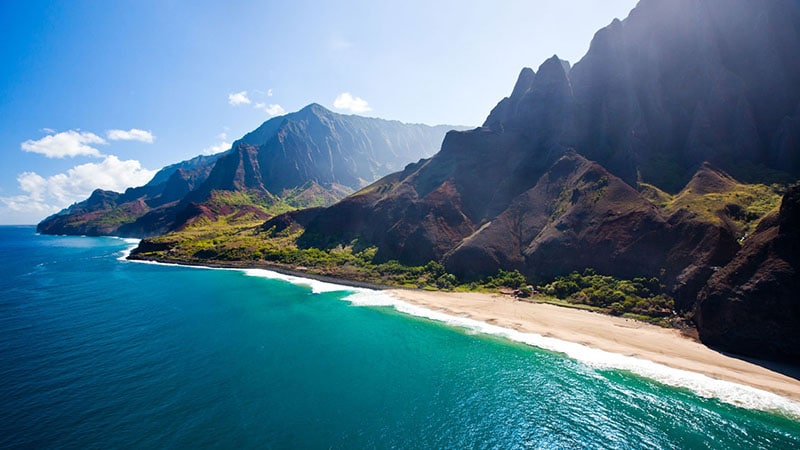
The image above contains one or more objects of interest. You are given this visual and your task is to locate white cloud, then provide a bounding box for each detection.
[267,88,273,97]
[333,92,371,113]
[201,130,232,155]
[0,192,59,224]
[40,127,56,134]
[21,130,106,158]
[255,102,286,117]
[228,91,251,106]
[106,128,155,143]
[0,155,157,223]
[202,141,231,155]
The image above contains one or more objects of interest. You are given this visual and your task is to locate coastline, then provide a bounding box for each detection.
[386,289,800,404]
[126,254,394,291]
[128,252,800,414]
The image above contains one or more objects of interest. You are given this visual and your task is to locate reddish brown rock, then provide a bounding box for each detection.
[696,186,800,360]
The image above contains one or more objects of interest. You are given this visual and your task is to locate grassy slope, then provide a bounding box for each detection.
[134,176,790,327]
[640,180,783,238]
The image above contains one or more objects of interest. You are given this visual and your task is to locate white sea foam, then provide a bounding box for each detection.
[341,288,800,419]
[114,238,141,261]
[120,255,800,419]
[240,268,351,294]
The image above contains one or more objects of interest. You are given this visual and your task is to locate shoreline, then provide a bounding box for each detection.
[127,254,394,291]
[386,288,800,404]
[129,253,800,413]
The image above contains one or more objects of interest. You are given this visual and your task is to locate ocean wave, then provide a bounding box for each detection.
[115,238,141,261]
[122,256,800,419]
[342,289,800,420]
[241,268,351,294]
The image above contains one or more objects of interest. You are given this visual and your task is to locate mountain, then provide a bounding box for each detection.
[284,0,799,312]
[695,185,800,361]
[36,152,223,236]
[37,104,461,237]
[487,0,800,191]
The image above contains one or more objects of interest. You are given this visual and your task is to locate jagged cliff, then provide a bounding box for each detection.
[286,0,799,319]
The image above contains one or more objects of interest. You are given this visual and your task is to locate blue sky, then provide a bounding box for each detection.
[0,0,638,224]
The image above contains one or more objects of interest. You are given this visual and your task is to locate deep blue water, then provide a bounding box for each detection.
[1,226,799,449]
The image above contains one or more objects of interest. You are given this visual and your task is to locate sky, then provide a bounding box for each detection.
[0,0,639,224]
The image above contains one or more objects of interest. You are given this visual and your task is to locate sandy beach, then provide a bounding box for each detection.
[386,289,800,402]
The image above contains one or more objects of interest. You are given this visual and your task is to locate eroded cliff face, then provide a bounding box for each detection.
[696,186,800,361]
[295,0,799,309]
[566,0,800,191]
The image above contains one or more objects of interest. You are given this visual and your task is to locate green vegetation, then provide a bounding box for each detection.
[136,170,790,328]
[664,182,783,231]
[484,269,528,289]
[202,185,353,221]
[637,182,673,207]
[645,180,785,237]
[550,174,609,222]
[140,213,461,289]
[539,269,675,326]
[93,207,140,227]
[136,172,792,329]
[137,210,679,326]
[63,204,143,230]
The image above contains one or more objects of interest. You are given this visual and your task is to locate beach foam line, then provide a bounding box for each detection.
[120,254,800,419]
[342,289,800,420]
[240,268,351,294]
[114,238,141,261]
[123,254,353,294]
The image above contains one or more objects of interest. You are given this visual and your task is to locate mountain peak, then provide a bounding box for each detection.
[510,67,536,99]
[534,55,571,86]
[299,102,329,114]
[682,162,738,195]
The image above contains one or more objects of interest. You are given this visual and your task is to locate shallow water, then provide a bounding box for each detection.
[1,226,798,448]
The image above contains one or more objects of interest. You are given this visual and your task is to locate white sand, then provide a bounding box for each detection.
[386,289,800,402]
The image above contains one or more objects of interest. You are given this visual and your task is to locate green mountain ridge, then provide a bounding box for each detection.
[37,104,463,237]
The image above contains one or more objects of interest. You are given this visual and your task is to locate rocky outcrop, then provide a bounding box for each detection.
[695,186,800,361]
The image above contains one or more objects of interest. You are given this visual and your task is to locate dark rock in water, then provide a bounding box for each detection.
[696,186,800,361]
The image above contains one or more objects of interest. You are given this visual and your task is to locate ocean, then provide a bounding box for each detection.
[1,226,799,448]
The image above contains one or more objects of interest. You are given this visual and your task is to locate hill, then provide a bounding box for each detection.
[37,104,461,237]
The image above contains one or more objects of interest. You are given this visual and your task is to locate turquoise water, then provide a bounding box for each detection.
[1,226,799,448]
